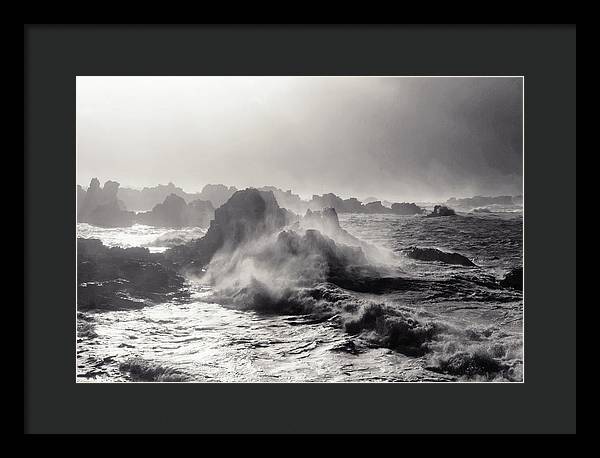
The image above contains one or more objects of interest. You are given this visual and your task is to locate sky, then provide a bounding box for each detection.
[76,76,523,202]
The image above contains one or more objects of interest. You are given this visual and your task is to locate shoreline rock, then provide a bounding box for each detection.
[402,247,476,267]
[426,205,456,217]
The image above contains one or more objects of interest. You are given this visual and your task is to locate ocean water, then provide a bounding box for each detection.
[77,209,523,383]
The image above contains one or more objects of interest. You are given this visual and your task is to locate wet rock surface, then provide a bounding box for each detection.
[402,247,476,267]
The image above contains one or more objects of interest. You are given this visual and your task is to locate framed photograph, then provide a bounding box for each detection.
[25,24,576,434]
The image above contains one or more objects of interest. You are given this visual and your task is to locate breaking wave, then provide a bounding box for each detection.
[119,357,191,382]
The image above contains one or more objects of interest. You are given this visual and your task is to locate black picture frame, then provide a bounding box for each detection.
[24,24,576,434]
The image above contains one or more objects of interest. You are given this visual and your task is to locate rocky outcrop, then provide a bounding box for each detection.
[292,207,390,266]
[499,267,523,290]
[258,186,308,214]
[197,184,238,208]
[117,182,238,212]
[308,193,423,215]
[186,199,215,227]
[117,182,203,212]
[165,188,289,269]
[402,247,476,267]
[391,202,424,215]
[136,194,214,228]
[426,205,456,217]
[77,238,187,310]
[78,178,135,227]
[364,201,393,214]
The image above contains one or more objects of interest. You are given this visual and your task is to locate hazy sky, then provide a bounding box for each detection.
[77,76,523,202]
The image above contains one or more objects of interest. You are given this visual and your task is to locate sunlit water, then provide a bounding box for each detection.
[77,223,205,253]
[77,210,523,383]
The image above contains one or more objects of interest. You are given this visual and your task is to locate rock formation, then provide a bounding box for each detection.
[117,182,238,212]
[258,186,309,214]
[136,193,214,228]
[391,202,424,215]
[402,247,476,267]
[165,188,289,269]
[426,205,456,217]
[117,182,202,212]
[78,178,135,227]
[197,184,238,208]
[77,238,187,310]
[308,193,423,215]
[364,201,393,214]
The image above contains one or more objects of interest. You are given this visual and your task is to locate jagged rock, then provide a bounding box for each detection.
[116,182,238,212]
[426,205,456,217]
[77,238,187,310]
[472,207,492,213]
[117,182,193,212]
[258,186,308,214]
[391,202,424,215]
[296,207,389,264]
[197,184,238,208]
[165,188,288,269]
[364,201,394,214]
[186,199,215,227]
[499,267,523,290]
[142,193,188,228]
[78,178,135,227]
[309,192,423,215]
[402,247,476,267]
[300,208,342,235]
[135,193,214,228]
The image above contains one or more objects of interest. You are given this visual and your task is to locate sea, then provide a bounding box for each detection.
[76,206,523,383]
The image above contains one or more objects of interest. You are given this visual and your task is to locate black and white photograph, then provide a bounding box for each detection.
[76,76,524,383]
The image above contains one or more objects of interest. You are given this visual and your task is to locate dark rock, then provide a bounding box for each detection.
[164,188,289,269]
[426,205,456,217]
[309,193,423,215]
[499,267,523,290]
[364,201,394,214]
[402,247,476,267]
[77,238,187,310]
[391,202,424,215]
[135,194,215,228]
